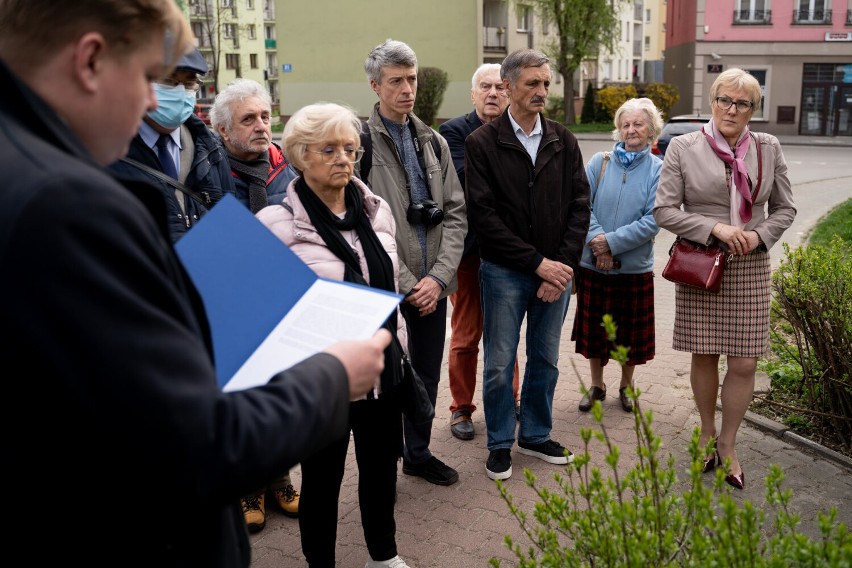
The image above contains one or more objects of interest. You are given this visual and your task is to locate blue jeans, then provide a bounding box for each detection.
[479,260,570,451]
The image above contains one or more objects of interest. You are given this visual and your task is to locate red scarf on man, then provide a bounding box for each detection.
[702,123,754,222]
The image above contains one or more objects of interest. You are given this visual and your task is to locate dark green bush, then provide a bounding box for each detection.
[413,66,448,128]
[580,83,597,124]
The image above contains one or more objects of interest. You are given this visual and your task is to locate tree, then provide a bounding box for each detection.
[521,0,629,125]
[413,67,449,127]
[189,0,249,95]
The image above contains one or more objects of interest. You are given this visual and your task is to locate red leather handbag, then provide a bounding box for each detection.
[662,238,730,294]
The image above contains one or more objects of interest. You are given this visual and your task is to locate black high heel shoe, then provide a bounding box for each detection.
[701,436,717,473]
[725,470,745,490]
[702,452,716,473]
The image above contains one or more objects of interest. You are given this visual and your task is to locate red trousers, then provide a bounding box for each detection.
[448,254,519,414]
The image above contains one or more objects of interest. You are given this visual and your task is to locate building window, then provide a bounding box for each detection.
[221,0,235,17]
[247,24,256,39]
[794,0,831,23]
[225,53,239,70]
[265,24,275,40]
[742,67,768,119]
[250,54,258,69]
[246,0,254,8]
[646,8,651,22]
[644,36,650,50]
[517,5,531,32]
[735,0,772,24]
[223,23,236,38]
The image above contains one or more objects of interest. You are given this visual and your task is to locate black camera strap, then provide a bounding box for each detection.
[357,120,442,185]
[407,119,429,176]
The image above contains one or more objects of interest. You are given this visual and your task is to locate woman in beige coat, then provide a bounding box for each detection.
[653,68,796,489]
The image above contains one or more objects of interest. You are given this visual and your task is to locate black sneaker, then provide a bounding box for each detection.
[517,439,574,465]
[402,456,459,486]
[486,449,512,480]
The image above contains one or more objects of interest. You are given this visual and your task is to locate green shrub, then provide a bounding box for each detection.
[580,83,598,124]
[545,95,566,124]
[769,237,852,453]
[490,316,852,567]
[643,82,680,119]
[596,85,639,120]
[413,66,448,127]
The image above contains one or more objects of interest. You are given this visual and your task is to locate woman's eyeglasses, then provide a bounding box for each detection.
[309,146,365,164]
[714,96,754,113]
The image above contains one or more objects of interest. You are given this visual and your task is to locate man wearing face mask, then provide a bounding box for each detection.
[108,48,234,241]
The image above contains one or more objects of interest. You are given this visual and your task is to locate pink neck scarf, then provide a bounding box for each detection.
[702,123,753,222]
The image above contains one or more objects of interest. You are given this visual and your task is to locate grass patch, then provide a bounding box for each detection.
[567,121,613,133]
[807,198,852,246]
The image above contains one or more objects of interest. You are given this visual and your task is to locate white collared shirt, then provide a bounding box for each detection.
[507,109,543,163]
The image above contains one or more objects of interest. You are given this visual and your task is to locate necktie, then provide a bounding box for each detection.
[155,134,178,180]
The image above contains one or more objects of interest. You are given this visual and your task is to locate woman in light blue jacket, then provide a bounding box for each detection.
[571,98,663,414]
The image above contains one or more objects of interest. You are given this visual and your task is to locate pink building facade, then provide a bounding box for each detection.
[665,0,852,136]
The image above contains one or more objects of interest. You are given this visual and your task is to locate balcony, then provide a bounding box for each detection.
[793,9,832,24]
[266,67,278,78]
[483,26,507,50]
[633,39,642,57]
[265,38,276,49]
[733,9,771,24]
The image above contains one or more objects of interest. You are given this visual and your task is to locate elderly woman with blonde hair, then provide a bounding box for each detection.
[654,68,796,490]
[257,102,411,568]
[572,97,664,415]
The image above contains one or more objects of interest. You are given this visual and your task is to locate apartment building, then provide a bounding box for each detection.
[665,0,852,137]
[185,0,277,105]
[181,0,648,123]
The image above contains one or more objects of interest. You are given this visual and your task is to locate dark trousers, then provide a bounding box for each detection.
[399,298,447,464]
[299,397,402,567]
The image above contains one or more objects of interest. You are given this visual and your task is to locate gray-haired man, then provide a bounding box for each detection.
[358,39,467,487]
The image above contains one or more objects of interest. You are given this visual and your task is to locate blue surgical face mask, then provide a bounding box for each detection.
[148,84,196,130]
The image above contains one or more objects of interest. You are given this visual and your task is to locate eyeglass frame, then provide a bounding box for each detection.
[308,145,365,165]
[156,77,203,94]
[713,96,754,113]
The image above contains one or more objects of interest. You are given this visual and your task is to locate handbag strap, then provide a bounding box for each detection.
[119,157,212,208]
[750,132,762,199]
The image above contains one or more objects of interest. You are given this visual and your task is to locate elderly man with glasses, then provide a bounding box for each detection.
[108,48,233,241]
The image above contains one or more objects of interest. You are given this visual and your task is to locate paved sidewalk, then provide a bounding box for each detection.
[250,139,852,568]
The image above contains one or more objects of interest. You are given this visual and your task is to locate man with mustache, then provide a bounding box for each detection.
[211,78,300,531]
[212,78,296,215]
[464,48,591,481]
[358,39,467,487]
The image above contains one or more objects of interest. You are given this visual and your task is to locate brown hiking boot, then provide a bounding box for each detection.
[241,493,266,533]
[272,484,299,518]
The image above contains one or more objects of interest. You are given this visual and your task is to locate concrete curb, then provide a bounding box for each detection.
[715,400,852,471]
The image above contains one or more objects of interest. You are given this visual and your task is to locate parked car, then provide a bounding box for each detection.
[195,102,212,126]
[652,114,711,157]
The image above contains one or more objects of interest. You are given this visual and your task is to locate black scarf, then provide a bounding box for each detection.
[228,151,269,214]
[294,177,395,293]
[294,177,403,406]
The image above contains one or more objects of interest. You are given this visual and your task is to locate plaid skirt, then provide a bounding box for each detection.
[672,249,770,357]
[571,267,655,366]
